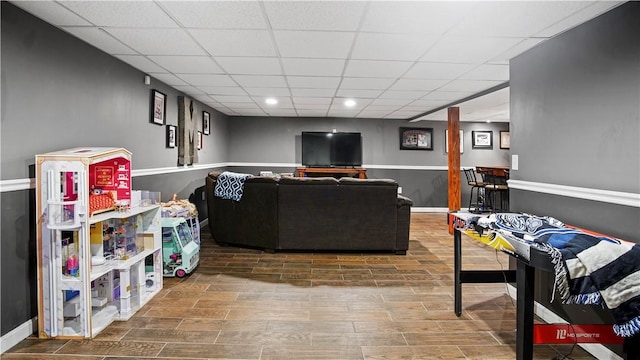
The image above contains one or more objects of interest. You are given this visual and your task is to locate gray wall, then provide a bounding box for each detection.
[0,3,229,336]
[510,1,640,239]
[226,116,509,207]
[509,2,640,355]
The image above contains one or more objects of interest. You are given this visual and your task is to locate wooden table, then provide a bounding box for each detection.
[476,165,509,178]
[295,167,367,179]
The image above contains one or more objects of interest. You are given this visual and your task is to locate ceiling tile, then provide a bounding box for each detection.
[62,27,136,55]
[177,74,236,87]
[534,2,623,37]
[490,38,546,64]
[11,2,92,26]
[227,108,267,116]
[438,80,503,93]
[357,110,393,118]
[281,58,346,77]
[339,77,396,90]
[245,87,292,97]
[157,1,267,29]
[290,88,336,97]
[215,57,282,75]
[287,76,341,89]
[408,99,450,108]
[114,55,166,73]
[173,85,205,95]
[106,28,206,56]
[190,29,276,57]
[273,31,355,58]
[263,1,366,31]
[389,79,449,91]
[256,97,294,108]
[421,36,522,63]
[421,91,475,101]
[379,90,427,100]
[344,60,413,78]
[224,102,262,110]
[403,62,475,80]
[351,33,438,61]
[199,86,248,96]
[368,98,414,106]
[231,75,288,88]
[296,109,329,117]
[148,56,223,74]
[361,2,473,35]
[147,73,188,86]
[459,64,509,81]
[211,95,255,103]
[60,1,178,28]
[363,105,405,111]
[294,104,331,110]
[292,97,333,105]
[335,89,383,98]
[448,2,593,37]
[327,109,360,118]
[265,109,299,117]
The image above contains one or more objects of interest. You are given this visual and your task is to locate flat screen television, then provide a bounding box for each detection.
[302,132,362,167]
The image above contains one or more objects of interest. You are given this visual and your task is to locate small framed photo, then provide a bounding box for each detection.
[500,131,510,149]
[202,111,210,135]
[197,131,203,150]
[399,127,433,150]
[445,130,464,153]
[472,130,493,149]
[151,89,167,125]
[166,125,177,148]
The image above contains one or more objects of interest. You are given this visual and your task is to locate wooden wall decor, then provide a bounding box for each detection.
[177,96,199,166]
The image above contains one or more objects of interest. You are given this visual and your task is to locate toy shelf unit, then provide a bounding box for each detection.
[35,147,163,339]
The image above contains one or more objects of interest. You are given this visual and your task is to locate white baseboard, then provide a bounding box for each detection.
[506,285,622,360]
[0,317,35,354]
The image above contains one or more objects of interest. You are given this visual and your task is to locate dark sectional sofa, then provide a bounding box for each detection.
[205,172,413,254]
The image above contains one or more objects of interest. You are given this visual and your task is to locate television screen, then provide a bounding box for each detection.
[302,132,362,167]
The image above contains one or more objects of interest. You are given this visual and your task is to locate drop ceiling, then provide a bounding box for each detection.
[11,0,623,121]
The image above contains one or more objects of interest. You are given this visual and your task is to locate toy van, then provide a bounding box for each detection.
[160,217,199,278]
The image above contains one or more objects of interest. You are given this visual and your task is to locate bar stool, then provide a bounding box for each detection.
[484,169,509,212]
[463,168,485,213]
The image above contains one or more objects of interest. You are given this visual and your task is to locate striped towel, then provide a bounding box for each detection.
[213,171,252,201]
[474,213,640,337]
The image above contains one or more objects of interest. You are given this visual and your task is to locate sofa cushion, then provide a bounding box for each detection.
[278,176,338,185]
[338,177,398,186]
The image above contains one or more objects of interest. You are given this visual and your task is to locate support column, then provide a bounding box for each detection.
[448,107,461,212]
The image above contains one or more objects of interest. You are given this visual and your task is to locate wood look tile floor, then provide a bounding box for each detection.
[4,213,598,360]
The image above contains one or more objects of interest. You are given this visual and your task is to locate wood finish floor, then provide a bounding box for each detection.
[4,213,598,359]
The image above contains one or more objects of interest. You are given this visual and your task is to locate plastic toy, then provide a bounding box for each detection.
[160,217,199,278]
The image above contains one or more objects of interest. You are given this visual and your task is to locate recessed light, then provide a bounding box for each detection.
[265,98,278,105]
[344,99,356,107]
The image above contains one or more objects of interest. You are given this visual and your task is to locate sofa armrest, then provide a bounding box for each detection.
[395,195,413,254]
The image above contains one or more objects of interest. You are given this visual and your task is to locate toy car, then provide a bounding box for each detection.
[160,217,199,278]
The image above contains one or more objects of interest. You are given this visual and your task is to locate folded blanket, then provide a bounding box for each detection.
[214,171,252,201]
[471,213,640,337]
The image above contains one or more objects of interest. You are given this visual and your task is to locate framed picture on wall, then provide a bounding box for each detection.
[197,131,203,150]
[150,89,167,125]
[202,111,210,135]
[445,130,464,153]
[399,127,433,150]
[500,131,510,149]
[166,125,177,148]
[472,130,493,149]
